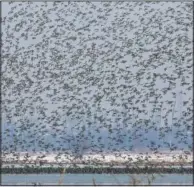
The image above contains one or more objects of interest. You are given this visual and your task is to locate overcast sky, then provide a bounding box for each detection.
[2,2,193,152]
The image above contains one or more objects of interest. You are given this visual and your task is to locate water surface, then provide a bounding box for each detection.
[2,173,192,185]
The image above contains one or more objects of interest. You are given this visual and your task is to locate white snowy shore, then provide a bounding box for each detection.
[2,151,192,164]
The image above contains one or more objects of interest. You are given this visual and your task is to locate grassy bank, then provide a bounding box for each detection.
[1,166,193,174]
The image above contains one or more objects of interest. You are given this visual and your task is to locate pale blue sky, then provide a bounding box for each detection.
[2,2,193,152]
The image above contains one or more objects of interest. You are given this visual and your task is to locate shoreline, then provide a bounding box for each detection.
[2,166,193,174]
[2,151,192,164]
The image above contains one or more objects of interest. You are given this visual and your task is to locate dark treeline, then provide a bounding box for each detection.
[2,166,193,174]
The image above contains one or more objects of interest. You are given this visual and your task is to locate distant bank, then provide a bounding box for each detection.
[2,166,193,174]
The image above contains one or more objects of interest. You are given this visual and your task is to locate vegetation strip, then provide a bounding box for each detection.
[1,167,193,174]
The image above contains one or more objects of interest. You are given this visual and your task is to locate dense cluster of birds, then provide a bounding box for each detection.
[1,2,193,166]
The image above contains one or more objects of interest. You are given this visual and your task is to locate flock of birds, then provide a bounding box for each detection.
[1,2,193,165]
